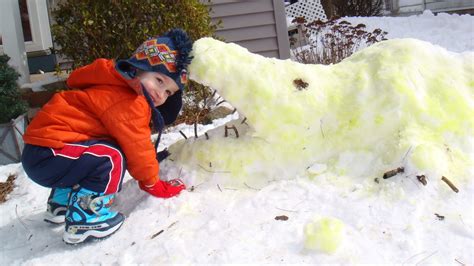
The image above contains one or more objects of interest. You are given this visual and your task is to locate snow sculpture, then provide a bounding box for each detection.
[169,37,473,186]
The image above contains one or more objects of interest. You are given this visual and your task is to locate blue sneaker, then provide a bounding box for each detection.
[44,188,71,224]
[63,187,124,244]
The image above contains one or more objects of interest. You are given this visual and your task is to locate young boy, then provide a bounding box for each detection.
[21,29,192,244]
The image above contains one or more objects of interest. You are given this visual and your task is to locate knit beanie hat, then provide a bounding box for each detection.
[116,29,193,130]
[117,28,192,91]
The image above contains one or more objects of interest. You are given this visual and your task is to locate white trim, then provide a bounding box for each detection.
[0,0,53,54]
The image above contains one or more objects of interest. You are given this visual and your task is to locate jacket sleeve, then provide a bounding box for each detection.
[100,97,159,186]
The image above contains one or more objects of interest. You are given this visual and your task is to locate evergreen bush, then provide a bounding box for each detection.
[0,55,28,124]
[51,0,219,126]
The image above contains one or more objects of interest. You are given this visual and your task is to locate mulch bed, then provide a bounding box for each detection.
[0,174,16,203]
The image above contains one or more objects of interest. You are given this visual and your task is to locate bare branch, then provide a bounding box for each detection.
[383,167,404,179]
[441,176,459,193]
[179,130,188,139]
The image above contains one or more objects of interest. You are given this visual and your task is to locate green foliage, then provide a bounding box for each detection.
[51,0,219,125]
[51,0,217,67]
[0,55,28,124]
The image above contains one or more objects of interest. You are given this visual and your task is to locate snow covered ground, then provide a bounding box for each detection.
[344,11,474,53]
[1,12,473,265]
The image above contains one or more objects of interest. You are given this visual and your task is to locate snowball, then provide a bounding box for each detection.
[304,216,345,254]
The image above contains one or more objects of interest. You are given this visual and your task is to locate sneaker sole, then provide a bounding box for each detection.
[62,219,124,245]
[43,214,66,225]
[44,213,65,225]
[44,205,67,224]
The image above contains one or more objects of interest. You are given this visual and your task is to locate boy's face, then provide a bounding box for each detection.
[137,71,179,107]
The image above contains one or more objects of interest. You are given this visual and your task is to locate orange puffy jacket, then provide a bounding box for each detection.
[23,59,159,186]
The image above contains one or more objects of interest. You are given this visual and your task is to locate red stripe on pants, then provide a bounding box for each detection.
[52,143,124,194]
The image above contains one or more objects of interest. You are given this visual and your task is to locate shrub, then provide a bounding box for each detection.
[51,0,219,126]
[0,55,28,124]
[333,0,383,17]
[51,0,217,67]
[290,18,387,65]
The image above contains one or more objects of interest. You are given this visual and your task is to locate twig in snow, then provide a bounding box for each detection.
[408,176,421,189]
[217,184,222,192]
[194,121,198,138]
[454,258,465,265]
[441,176,459,193]
[15,205,33,240]
[459,215,466,226]
[224,125,239,138]
[415,250,438,265]
[275,215,289,221]
[195,182,206,188]
[434,213,445,221]
[189,181,206,192]
[244,182,260,191]
[232,125,239,138]
[198,164,230,174]
[151,229,164,239]
[417,175,427,186]
[205,132,209,140]
[179,130,188,139]
[320,119,325,138]
[383,167,404,179]
[402,146,413,163]
[402,251,428,265]
[275,207,298,213]
[167,221,179,229]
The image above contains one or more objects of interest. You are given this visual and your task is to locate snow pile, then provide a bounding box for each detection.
[1,12,474,265]
[170,37,473,190]
[345,11,474,53]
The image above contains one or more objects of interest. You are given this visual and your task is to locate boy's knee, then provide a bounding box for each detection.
[21,144,55,187]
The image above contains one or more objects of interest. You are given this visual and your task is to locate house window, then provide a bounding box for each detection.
[20,0,33,43]
[0,0,53,54]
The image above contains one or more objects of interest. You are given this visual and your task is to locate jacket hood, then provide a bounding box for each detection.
[67,58,183,130]
[67,59,142,94]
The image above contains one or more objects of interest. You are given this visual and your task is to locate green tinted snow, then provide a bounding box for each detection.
[170,38,473,185]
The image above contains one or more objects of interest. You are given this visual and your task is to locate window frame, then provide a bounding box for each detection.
[0,0,53,54]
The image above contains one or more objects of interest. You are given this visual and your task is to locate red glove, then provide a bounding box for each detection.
[139,179,186,198]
